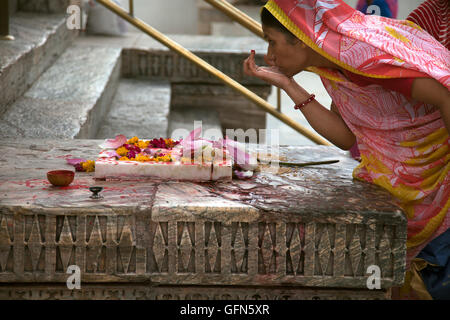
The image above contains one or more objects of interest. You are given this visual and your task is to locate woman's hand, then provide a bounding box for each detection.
[243,50,293,90]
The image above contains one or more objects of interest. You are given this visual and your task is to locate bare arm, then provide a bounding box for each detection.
[283,79,356,149]
[411,78,450,134]
[243,51,356,150]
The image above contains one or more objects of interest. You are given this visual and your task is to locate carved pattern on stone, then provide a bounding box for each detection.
[285,222,305,275]
[315,224,334,276]
[377,225,394,278]
[177,222,195,273]
[117,217,136,274]
[150,56,161,76]
[0,214,14,272]
[344,224,361,276]
[258,222,277,274]
[231,222,248,273]
[56,215,75,273]
[0,286,389,300]
[204,222,221,273]
[85,216,105,273]
[24,215,45,272]
[122,51,269,85]
[149,222,168,273]
[0,209,403,287]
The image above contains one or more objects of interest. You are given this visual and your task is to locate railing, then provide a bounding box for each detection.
[96,0,330,146]
[203,0,264,38]
[0,0,15,40]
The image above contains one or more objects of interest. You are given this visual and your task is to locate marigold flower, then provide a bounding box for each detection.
[135,153,151,162]
[127,136,139,145]
[164,138,176,148]
[119,156,130,161]
[155,155,172,162]
[137,140,149,150]
[81,160,95,172]
[116,146,129,157]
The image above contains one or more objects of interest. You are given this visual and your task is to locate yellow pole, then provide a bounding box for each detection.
[129,0,134,16]
[276,88,281,112]
[203,0,264,38]
[96,0,330,146]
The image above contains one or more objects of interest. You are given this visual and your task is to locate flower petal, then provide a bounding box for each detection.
[188,127,202,141]
[181,140,213,158]
[98,150,119,158]
[233,169,254,179]
[99,134,127,149]
[66,158,87,166]
[223,137,257,171]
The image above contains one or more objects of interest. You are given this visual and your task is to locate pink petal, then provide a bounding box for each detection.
[223,138,257,171]
[233,169,254,179]
[99,134,127,149]
[212,139,224,149]
[179,128,202,149]
[66,158,86,166]
[181,140,212,158]
[188,127,202,141]
[98,150,119,158]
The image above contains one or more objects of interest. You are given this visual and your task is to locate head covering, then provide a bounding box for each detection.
[264,0,449,86]
[263,0,450,269]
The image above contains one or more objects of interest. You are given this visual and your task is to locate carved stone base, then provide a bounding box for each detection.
[0,140,407,300]
[0,284,390,300]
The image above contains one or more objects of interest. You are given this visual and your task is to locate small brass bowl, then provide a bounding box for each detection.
[47,170,75,187]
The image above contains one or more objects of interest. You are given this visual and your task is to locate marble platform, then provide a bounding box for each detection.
[0,139,407,300]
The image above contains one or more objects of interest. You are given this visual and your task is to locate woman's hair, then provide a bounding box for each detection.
[261,7,297,43]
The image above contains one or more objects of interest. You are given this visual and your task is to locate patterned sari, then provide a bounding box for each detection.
[263,0,449,288]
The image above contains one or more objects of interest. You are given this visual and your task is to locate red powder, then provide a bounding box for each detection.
[58,184,90,190]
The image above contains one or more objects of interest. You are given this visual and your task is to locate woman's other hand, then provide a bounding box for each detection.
[243,50,293,90]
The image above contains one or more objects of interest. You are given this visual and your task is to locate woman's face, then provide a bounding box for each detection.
[263,26,310,77]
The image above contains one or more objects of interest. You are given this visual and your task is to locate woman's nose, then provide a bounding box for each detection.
[267,47,276,62]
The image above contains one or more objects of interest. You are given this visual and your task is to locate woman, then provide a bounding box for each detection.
[244,0,449,298]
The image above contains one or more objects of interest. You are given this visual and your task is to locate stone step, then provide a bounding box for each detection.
[168,106,223,141]
[0,12,77,114]
[121,34,271,132]
[95,78,171,140]
[0,45,122,139]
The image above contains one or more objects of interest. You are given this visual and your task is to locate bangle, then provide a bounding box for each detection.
[294,94,316,110]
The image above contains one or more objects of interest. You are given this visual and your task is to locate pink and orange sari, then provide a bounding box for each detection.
[263,0,449,280]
